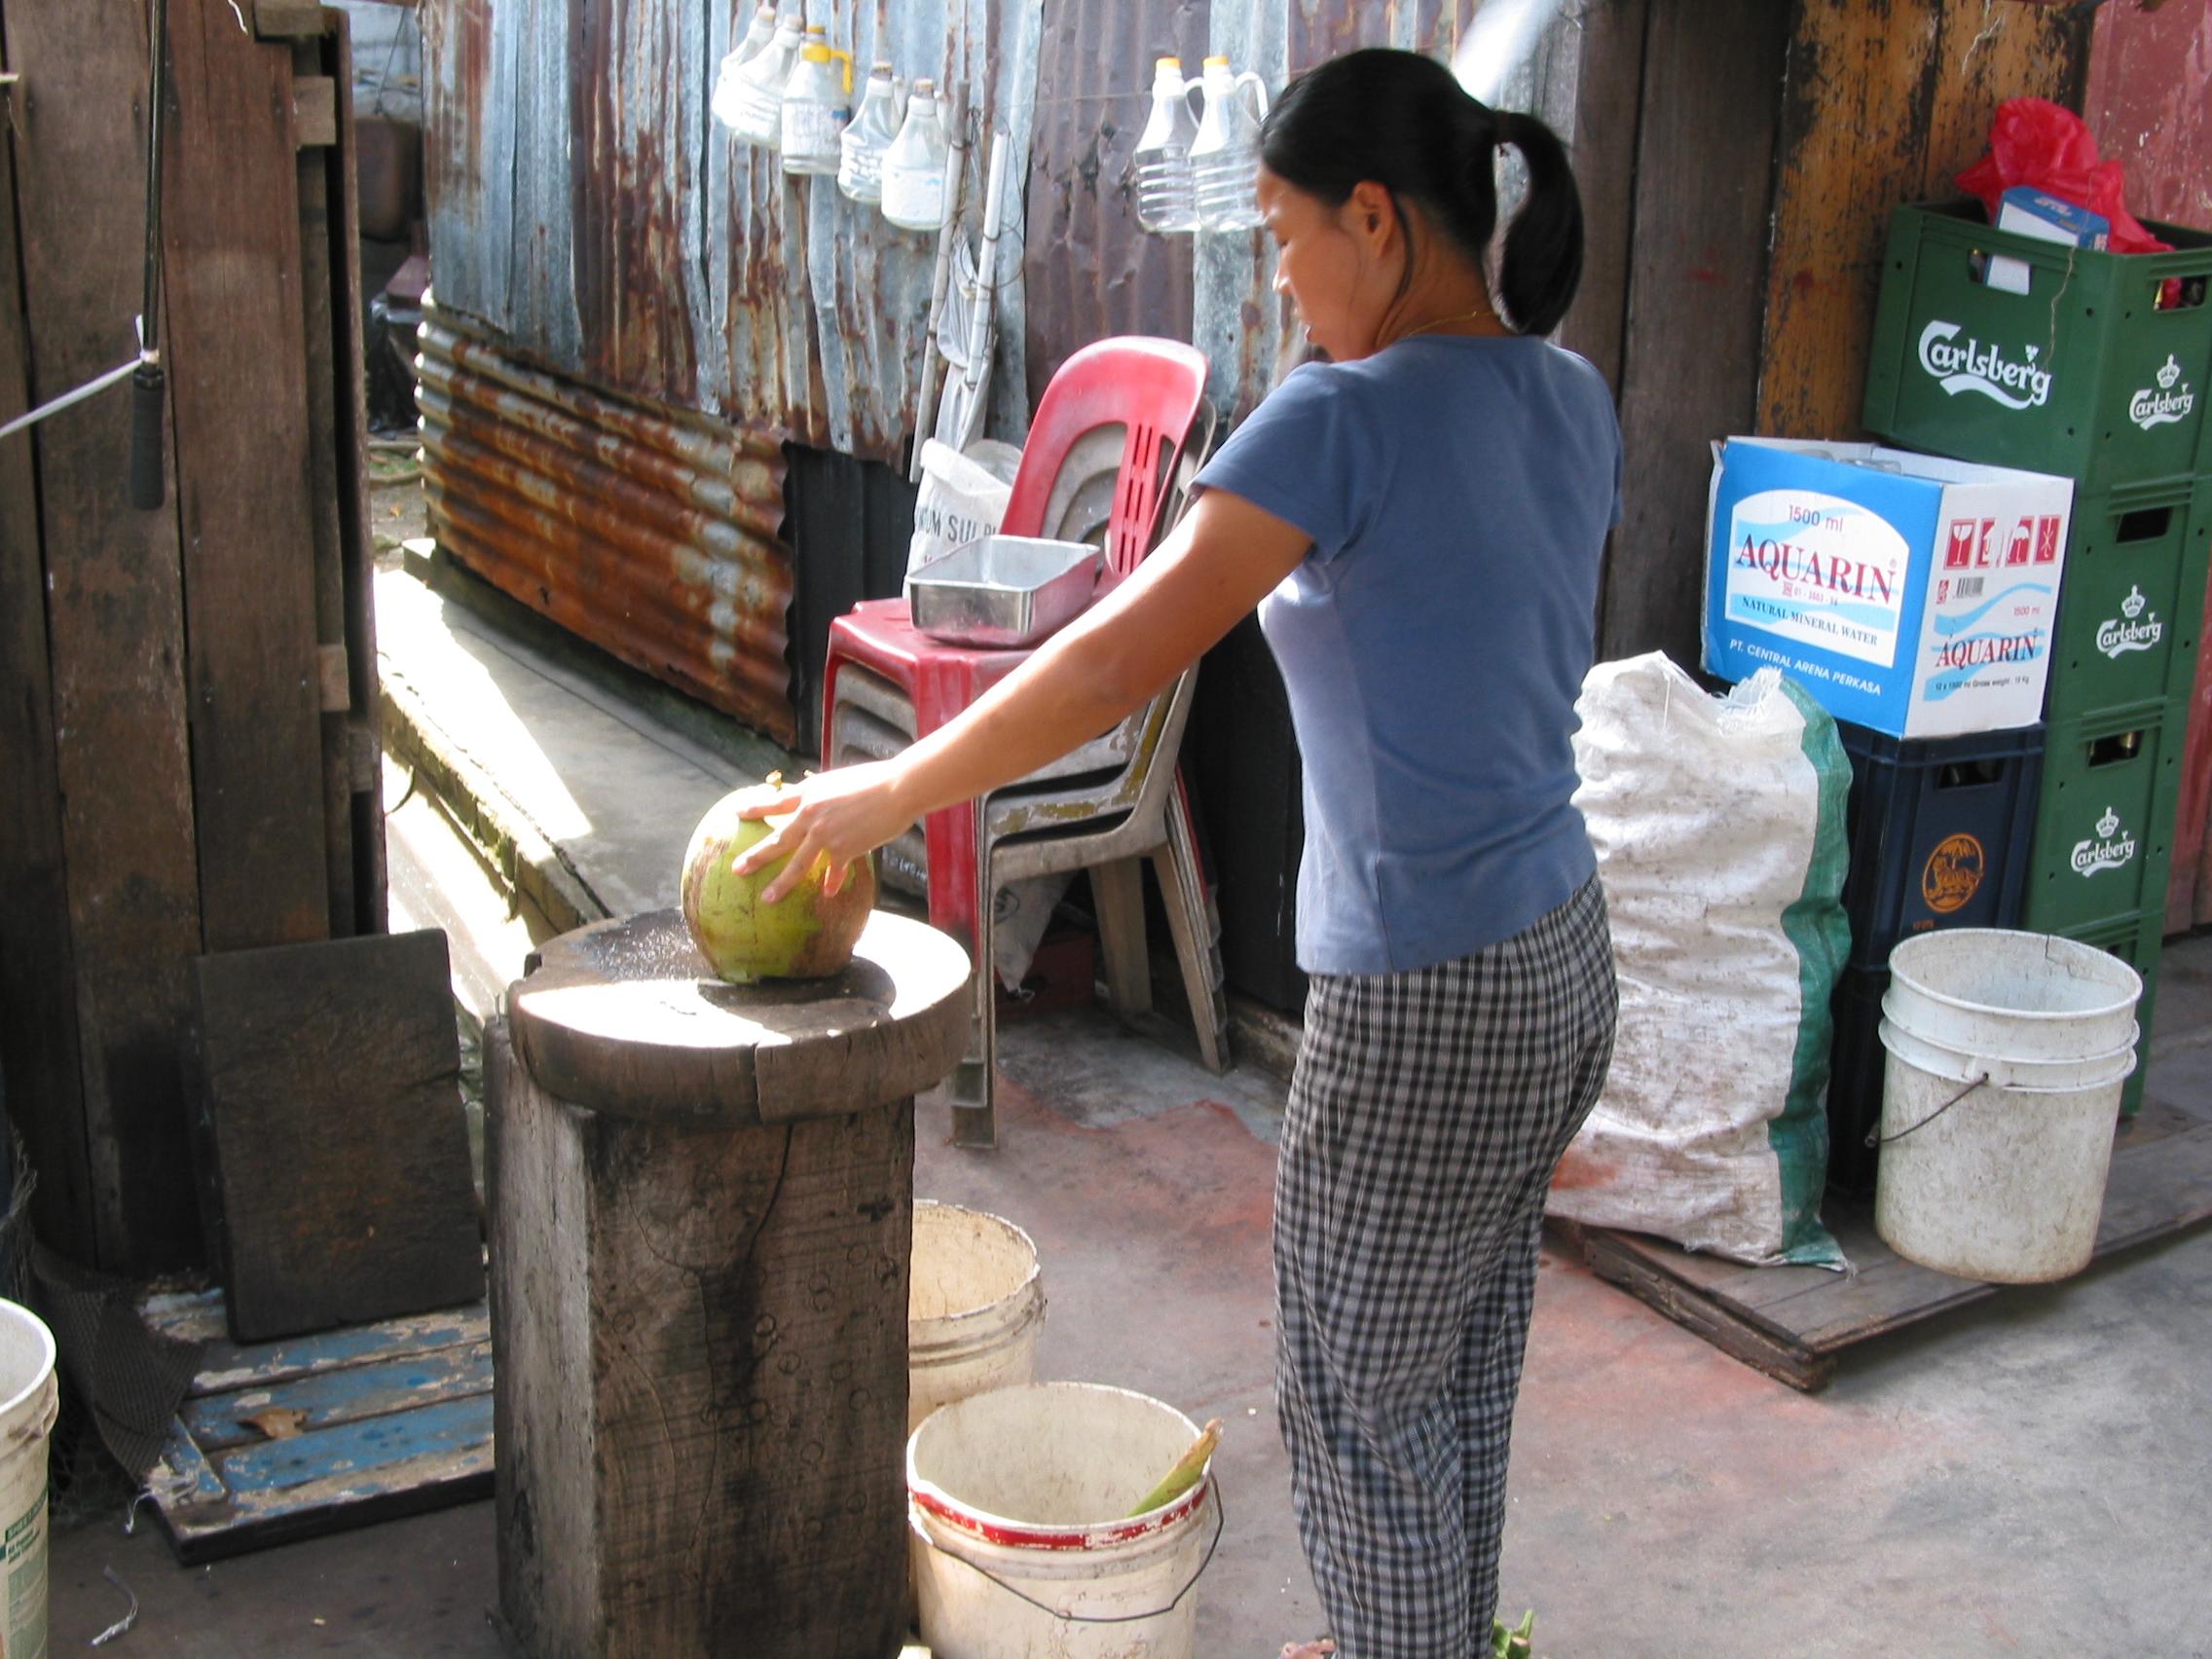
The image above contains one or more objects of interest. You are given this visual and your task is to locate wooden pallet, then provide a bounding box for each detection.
[141,1291,492,1563]
[1565,1101,2212,1391]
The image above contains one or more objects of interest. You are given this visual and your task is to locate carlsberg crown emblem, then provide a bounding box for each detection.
[2097,807,2120,838]
[2159,354,2183,390]
[2123,585,2146,619]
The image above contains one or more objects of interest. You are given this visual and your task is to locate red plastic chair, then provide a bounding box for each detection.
[823,336,1213,1144]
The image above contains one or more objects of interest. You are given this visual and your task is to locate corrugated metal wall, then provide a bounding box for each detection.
[419,305,800,743]
[423,0,1045,464]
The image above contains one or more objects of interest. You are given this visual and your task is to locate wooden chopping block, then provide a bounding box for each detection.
[187,929,485,1343]
[491,907,970,1659]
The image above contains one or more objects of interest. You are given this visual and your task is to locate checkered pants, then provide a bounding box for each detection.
[1276,874,1616,1658]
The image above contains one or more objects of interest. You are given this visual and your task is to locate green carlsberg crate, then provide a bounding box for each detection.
[2022,711,2183,938]
[1864,203,2212,495]
[2044,479,2212,726]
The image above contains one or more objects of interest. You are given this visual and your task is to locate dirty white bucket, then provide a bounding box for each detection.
[0,1300,58,1659]
[908,1382,1220,1659]
[909,1201,1044,1432]
[1875,930,2142,1282]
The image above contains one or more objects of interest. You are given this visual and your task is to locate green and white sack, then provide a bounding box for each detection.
[1549,653,1850,1268]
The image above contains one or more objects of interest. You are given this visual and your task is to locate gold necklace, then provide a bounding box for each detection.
[1392,300,1499,344]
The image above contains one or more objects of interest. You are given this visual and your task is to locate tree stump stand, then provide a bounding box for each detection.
[488,908,970,1659]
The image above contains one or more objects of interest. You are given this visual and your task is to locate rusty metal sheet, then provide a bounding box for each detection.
[417,305,798,744]
[423,0,1045,464]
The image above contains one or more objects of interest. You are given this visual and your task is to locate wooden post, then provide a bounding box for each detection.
[490,909,971,1659]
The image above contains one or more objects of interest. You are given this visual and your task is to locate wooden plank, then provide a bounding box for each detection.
[158,1398,494,1565]
[1583,1116,2212,1382]
[182,1339,492,1451]
[142,1294,489,1394]
[5,0,206,1272]
[318,13,388,936]
[291,74,336,147]
[254,0,326,38]
[1554,0,1648,397]
[1753,0,2095,442]
[296,37,357,938]
[0,26,96,1262]
[1580,1228,1833,1391]
[165,0,332,955]
[211,1389,492,1493]
[189,930,484,1342]
[1600,0,1788,669]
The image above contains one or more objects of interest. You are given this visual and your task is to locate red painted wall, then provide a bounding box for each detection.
[2084,0,2212,929]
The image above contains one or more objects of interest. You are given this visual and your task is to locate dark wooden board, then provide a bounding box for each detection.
[166,0,332,954]
[5,0,207,1273]
[1578,1114,2212,1390]
[0,57,95,1261]
[1554,0,1649,399]
[1600,0,1789,671]
[189,929,483,1342]
[149,1293,493,1564]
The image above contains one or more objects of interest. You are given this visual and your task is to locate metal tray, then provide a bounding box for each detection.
[908,535,1102,648]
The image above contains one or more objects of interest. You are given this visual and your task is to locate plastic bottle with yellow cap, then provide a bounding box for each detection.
[1131,56,1200,234]
[781,28,853,176]
[1190,55,1271,231]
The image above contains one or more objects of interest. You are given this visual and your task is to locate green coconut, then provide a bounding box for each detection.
[680,784,875,982]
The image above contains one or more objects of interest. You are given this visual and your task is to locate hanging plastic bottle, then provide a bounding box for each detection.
[880,79,952,232]
[1189,56,1271,231]
[780,31,852,175]
[1131,57,1200,234]
[838,62,903,203]
[725,11,802,148]
[710,5,780,131]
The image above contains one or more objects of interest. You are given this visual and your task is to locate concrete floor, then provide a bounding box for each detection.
[48,555,2212,1658]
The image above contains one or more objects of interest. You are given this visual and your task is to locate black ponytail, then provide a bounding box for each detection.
[1259,49,1585,338]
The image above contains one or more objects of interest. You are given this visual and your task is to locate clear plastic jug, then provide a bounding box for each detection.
[710,5,779,131]
[1190,56,1270,232]
[838,63,903,203]
[1131,57,1200,234]
[780,32,852,175]
[881,79,952,232]
[724,12,802,148]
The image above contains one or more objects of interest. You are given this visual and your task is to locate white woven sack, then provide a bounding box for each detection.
[1548,653,1847,1268]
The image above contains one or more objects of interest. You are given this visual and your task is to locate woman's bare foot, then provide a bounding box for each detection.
[1280,1641,1336,1659]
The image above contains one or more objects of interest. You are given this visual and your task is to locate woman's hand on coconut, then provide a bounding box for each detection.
[731,762,914,903]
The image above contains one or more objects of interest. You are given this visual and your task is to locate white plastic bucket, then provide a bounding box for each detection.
[1875,929,2143,1282]
[908,1382,1219,1659]
[909,1201,1044,1432]
[0,1300,58,1659]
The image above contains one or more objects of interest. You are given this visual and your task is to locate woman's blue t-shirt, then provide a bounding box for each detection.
[1193,332,1621,977]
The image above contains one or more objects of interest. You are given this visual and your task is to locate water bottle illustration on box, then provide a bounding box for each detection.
[1131,58,1200,234]
[838,63,903,204]
[1189,57,1270,231]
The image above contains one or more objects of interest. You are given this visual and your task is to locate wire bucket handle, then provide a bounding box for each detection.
[938,1482,1226,1627]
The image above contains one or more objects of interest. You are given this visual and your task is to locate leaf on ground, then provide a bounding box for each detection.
[242,1408,309,1440]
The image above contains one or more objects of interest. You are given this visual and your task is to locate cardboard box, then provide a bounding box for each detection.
[1703,438,2076,738]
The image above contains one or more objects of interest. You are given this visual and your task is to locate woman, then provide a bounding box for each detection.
[739,48,1621,1659]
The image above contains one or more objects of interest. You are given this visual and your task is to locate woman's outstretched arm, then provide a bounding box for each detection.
[737,486,1310,900]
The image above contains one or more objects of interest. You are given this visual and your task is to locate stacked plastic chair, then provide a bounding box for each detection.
[824,337,1223,1146]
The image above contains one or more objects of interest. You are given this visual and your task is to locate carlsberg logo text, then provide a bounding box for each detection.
[1918,320,2053,411]
[2130,354,2194,431]
[2096,587,2161,658]
[2072,807,2138,877]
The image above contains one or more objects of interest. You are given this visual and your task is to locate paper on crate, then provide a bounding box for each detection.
[1703,438,2075,738]
[1980,187,2110,295]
